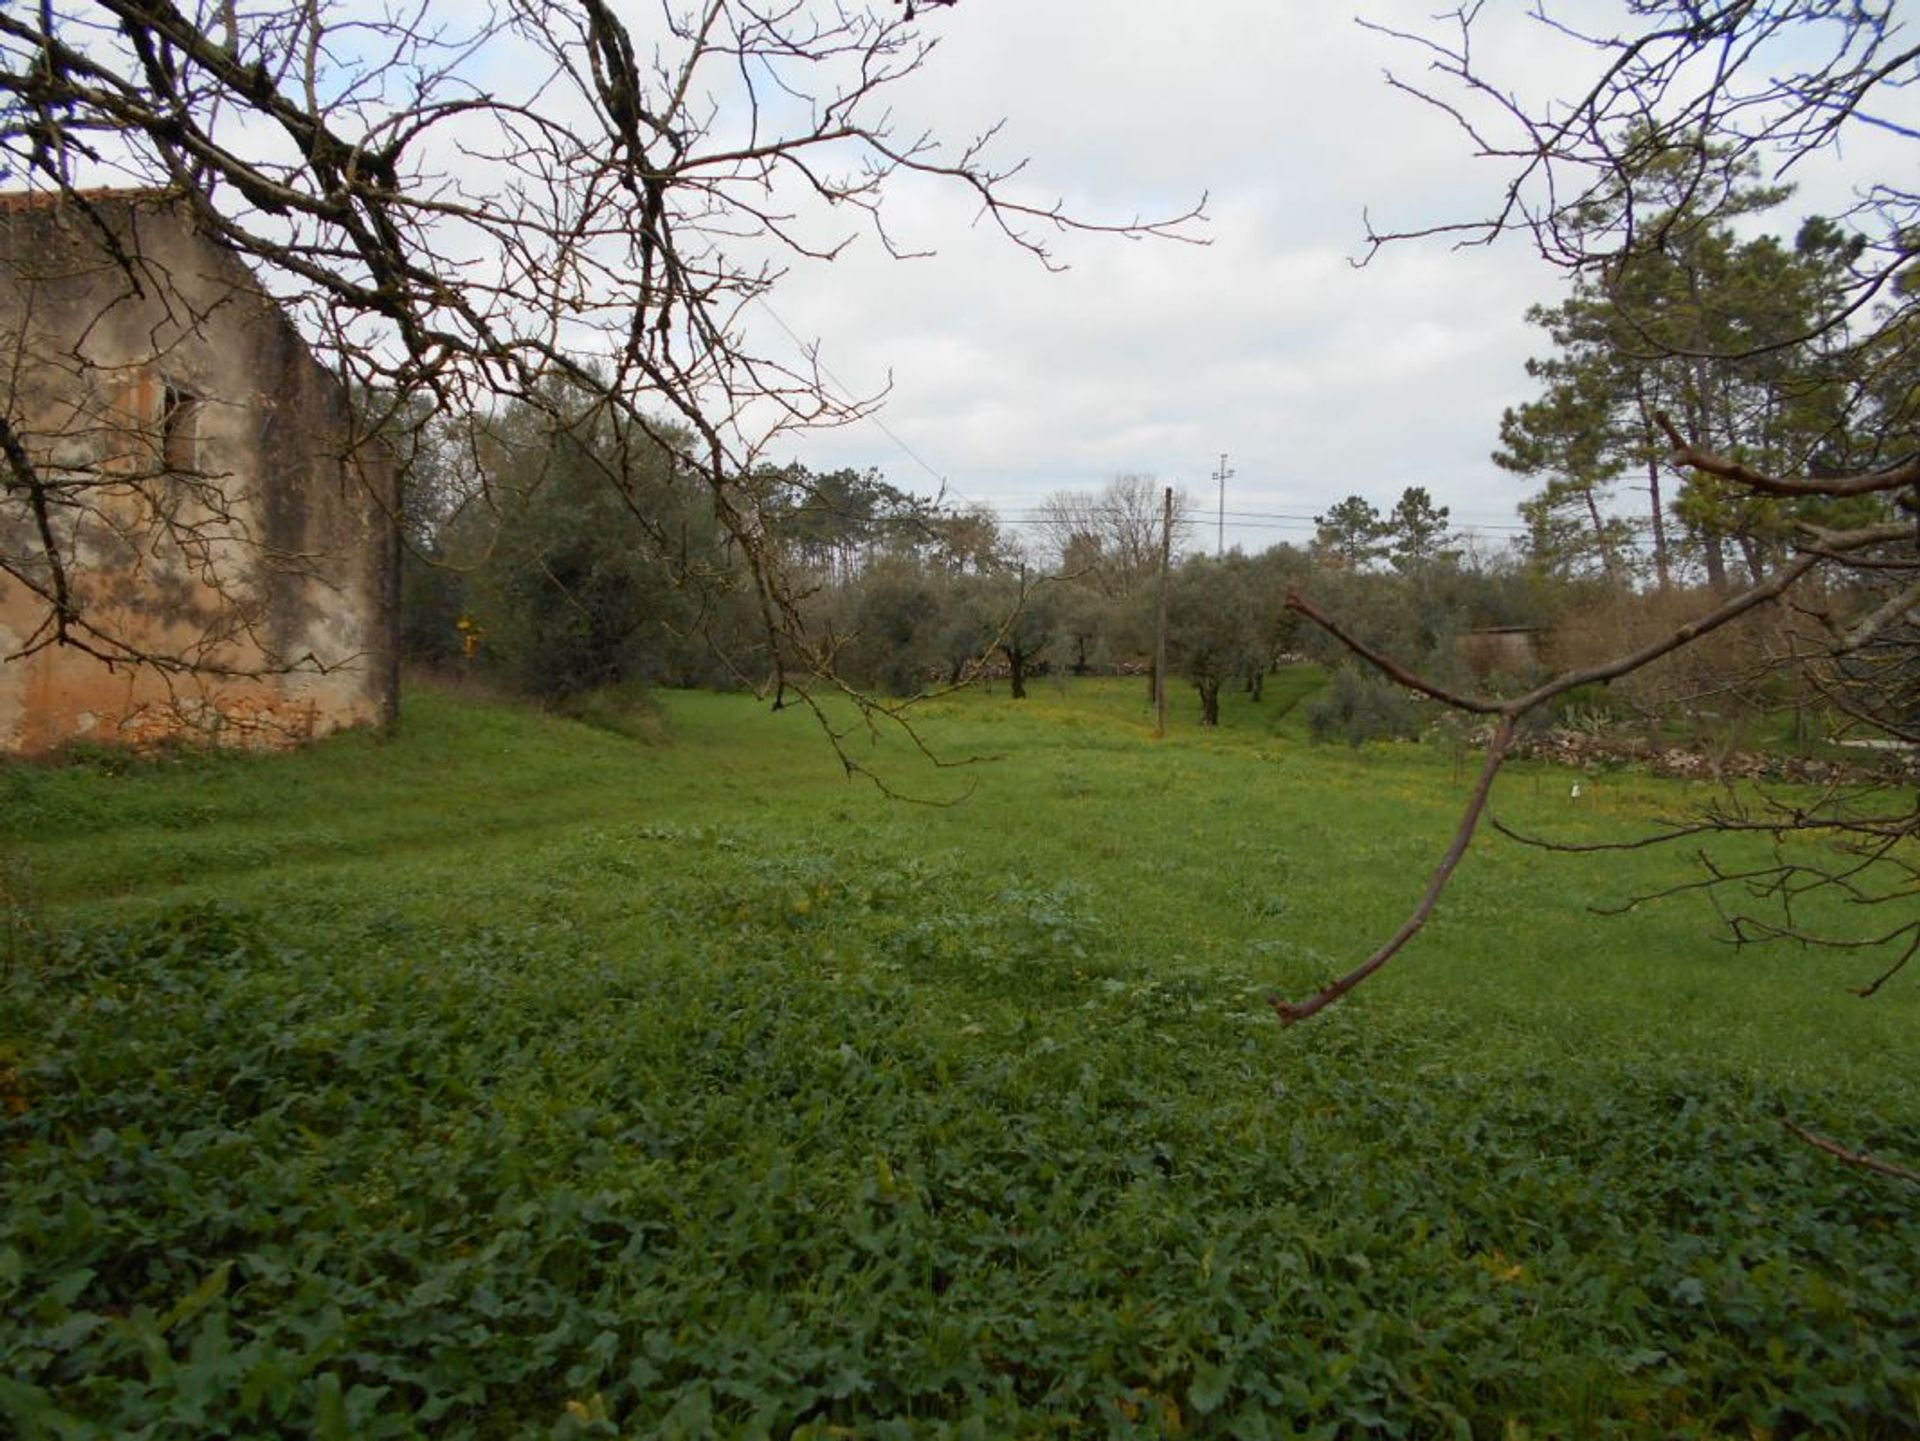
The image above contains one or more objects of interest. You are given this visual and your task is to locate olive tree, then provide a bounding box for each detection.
[1167,556,1264,726]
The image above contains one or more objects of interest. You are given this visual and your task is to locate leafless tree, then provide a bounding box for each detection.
[1276,3,1918,1031]
[0,1,1200,755]
[1035,475,1193,598]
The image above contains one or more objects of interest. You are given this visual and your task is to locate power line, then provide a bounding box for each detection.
[753,298,965,503]
[750,300,1577,542]
[992,508,1534,536]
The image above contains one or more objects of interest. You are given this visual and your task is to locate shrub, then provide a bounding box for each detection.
[1305,665,1424,747]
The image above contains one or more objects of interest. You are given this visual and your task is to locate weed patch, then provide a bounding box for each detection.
[1,681,1914,1435]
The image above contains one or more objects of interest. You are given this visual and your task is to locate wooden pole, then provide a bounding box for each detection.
[1154,484,1171,738]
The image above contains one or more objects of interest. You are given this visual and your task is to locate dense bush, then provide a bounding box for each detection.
[1305,665,1425,748]
[401,390,762,702]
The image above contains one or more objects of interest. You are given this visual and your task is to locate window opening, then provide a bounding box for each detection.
[161,383,199,473]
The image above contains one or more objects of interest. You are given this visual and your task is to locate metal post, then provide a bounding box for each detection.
[1214,452,1234,557]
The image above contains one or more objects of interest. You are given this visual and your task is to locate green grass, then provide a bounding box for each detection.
[2,675,1915,1437]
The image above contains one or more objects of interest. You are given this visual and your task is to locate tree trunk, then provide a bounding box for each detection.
[1680,376,1735,595]
[1199,678,1220,726]
[1007,647,1028,700]
[1645,457,1672,592]
[1702,529,1729,593]
[1635,388,1673,592]
[1583,486,1621,586]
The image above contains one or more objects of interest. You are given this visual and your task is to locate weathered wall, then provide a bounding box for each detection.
[0,191,398,754]
[1458,626,1542,680]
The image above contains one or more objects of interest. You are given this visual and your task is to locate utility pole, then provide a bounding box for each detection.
[1214,452,1234,557]
[1154,485,1172,738]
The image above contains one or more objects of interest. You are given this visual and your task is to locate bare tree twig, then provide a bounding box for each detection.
[1782,1117,1920,1185]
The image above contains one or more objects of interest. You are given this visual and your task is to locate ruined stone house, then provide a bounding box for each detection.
[1459,625,1544,680]
[0,189,399,754]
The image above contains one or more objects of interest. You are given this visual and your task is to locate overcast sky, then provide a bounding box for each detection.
[742,2,1910,558]
[36,2,1902,560]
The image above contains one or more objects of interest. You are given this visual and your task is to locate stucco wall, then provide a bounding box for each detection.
[0,191,398,754]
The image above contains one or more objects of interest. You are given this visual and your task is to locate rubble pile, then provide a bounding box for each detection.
[1502,726,1920,784]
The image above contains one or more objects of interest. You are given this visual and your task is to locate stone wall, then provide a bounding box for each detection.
[0,190,398,754]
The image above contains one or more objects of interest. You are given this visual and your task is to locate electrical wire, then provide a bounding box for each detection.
[753,299,1658,545]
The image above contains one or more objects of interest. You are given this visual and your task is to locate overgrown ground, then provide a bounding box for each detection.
[2,674,1915,1438]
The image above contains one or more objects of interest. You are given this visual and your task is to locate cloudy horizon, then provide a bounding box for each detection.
[749,2,1912,559]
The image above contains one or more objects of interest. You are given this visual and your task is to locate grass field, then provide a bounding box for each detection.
[2,674,1915,1437]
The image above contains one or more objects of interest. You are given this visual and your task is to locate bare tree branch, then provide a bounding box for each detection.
[1277,3,1918,1026]
[0,0,1201,741]
[1783,1118,1920,1186]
